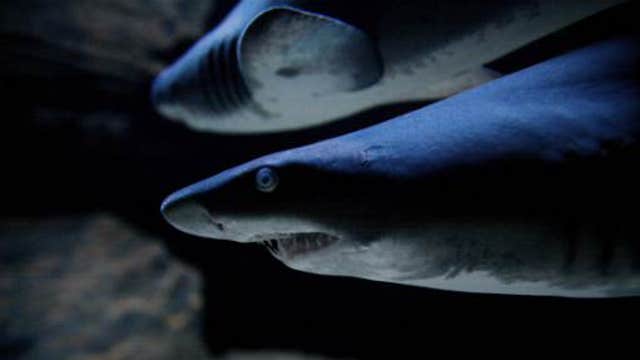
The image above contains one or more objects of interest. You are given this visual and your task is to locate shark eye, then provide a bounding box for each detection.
[255,167,279,193]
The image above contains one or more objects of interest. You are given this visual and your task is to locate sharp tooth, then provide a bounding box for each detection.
[262,239,281,257]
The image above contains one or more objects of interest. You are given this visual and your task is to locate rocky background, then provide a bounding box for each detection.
[0,214,209,360]
[1,1,638,359]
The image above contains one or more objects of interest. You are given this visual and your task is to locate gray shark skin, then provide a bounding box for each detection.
[161,39,640,297]
[151,0,623,133]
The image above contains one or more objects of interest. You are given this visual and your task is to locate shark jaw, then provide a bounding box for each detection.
[163,196,640,298]
[254,233,340,260]
[161,198,347,262]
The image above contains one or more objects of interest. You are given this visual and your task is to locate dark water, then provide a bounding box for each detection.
[1,1,638,359]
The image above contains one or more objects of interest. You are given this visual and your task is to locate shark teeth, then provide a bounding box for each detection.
[263,239,280,257]
[260,233,339,259]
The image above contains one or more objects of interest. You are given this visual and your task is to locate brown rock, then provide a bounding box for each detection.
[0,214,210,360]
[0,0,216,80]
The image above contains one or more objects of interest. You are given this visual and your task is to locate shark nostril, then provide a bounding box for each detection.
[255,167,279,193]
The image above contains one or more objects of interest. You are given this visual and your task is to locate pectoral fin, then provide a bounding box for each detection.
[238,6,383,100]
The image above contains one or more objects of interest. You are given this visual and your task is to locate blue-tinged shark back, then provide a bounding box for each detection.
[310,37,640,179]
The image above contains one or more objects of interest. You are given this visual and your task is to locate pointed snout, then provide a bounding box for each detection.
[150,68,177,119]
[161,193,229,239]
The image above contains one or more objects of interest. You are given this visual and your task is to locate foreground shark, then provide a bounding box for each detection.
[162,38,640,297]
[152,0,623,133]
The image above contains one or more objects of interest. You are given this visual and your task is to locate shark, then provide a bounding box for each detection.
[161,38,640,297]
[151,0,624,133]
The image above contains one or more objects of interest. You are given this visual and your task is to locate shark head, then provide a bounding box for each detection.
[151,1,382,133]
[160,139,456,281]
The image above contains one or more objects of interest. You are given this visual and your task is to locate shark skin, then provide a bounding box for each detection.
[151,0,624,133]
[162,38,640,297]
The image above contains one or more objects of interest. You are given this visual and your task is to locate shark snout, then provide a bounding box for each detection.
[161,196,229,239]
[151,69,178,119]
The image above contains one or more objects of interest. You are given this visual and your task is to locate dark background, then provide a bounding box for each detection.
[1,1,638,358]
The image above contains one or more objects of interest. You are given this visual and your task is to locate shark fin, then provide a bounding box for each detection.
[238,6,383,100]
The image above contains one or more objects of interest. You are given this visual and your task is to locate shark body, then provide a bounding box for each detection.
[152,0,623,133]
[162,38,640,297]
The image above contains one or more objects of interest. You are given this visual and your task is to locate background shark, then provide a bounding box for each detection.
[152,0,623,133]
[162,38,640,297]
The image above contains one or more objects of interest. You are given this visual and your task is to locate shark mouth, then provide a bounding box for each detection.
[257,233,339,259]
